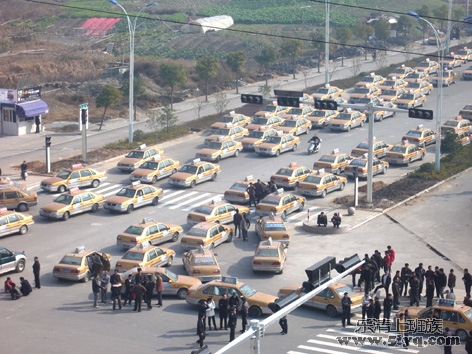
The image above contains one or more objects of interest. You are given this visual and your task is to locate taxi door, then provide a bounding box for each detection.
[324,175,335,193]
[311,287,335,310]
[221,141,232,159]
[217,205,233,224]
[154,248,169,266]
[202,164,214,181]
[0,215,12,237]
[158,223,172,243]
[148,224,160,244]
[0,247,17,272]
[79,193,95,212]
[7,213,21,234]
[210,225,224,247]
[158,272,177,296]
[141,186,155,206]
[284,195,298,214]
[67,171,81,189]
[3,191,20,210]
[79,169,92,188]
[70,195,83,215]
[160,160,173,178]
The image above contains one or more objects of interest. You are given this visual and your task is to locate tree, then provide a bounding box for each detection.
[95,85,122,131]
[433,5,448,32]
[195,56,219,103]
[213,91,229,115]
[441,132,462,156]
[158,61,187,110]
[311,31,325,73]
[396,15,414,42]
[279,39,303,79]
[353,23,375,60]
[335,27,353,67]
[374,20,391,41]
[157,105,178,134]
[415,5,432,43]
[225,51,246,94]
[120,75,146,97]
[254,44,280,85]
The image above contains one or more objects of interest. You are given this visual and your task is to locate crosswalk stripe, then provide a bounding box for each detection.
[168,192,212,210]
[158,191,199,208]
[297,344,349,354]
[159,189,186,201]
[307,339,387,353]
[182,194,224,211]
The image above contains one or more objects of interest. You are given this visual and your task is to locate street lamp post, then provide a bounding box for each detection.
[408,11,443,172]
[108,0,157,144]
[325,0,330,85]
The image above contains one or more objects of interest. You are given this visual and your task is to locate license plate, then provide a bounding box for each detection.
[262,262,272,265]
[61,269,69,273]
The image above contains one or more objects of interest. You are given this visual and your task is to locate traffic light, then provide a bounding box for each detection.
[408,108,433,120]
[240,94,263,104]
[352,166,358,179]
[305,256,336,285]
[81,108,88,125]
[314,99,338,110]
[335,254,362,273]
[45,136,51,148]
[277,96,300,108]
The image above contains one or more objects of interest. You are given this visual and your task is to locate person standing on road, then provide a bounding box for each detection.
[246,182,257,207]
[228,306,238,342]
[269,180,277,193]
[279,315,288,335]
[426,279,435,307]
[92,273,101,308]
[409,275,420,306]
[373,270,391,297]
[465,330,472,354]
[196,313,206,349]
[254,179,264,204]
[463,269,472,298]
[240,213,250,241]
[123,274,132,305]
[341,292,352,328]
[386,245,395,271]
[20,161,27,181]
[233,209,242,238]
[219,294,229,330]
[361,292,371,319]
[132,281,146,312]
[414,263,425,300]
[383,251,392,274]
[437,268,447,298]
[32,256,41,289]
[400,263,412,297]
[100,270,110,303]
[392,277,401,310]
[374,296,382,320]
[239,297,249,333]
[145,277,155,310]
[155,273,164,308]
[383,294,393,320]
[444,327,452,354]
[366,299,375,319]
[206,297,218,330]
[448,269,456,293]
[110,269,122,310]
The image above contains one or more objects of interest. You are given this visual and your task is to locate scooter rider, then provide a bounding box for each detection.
[308,134,321,151]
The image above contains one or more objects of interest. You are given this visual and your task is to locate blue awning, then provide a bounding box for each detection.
[16,100,49,118]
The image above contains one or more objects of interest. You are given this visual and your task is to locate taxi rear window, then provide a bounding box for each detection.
[319,155,336,163]
[275,168,293,176]
[406,131,421,137]
[207,141,224,149]
[126,151,145,159]
[187,228,208,237]
[261,197,280,205]
[304,176,322,184]
[140,162,158,170]
[122,251,145,261]
[124,226,144,235]
[59,256,82,265]
[335,285,355,296]
[194,206,213,215]
[56,170,71,179]
[391,146,407,153]
[229,183,247,191]
[248,131,264,138]
[264,223,286,231]
[281,120,297,127]
[194,256,217,266]
[350,160,367,167]
[256,249,279,257]
[356,143,369,149]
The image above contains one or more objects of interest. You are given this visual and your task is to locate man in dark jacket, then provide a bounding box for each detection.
[19,277,32,296]
[400,263,413,296]
[254,179,265,204]
[240,213,250,241]
[145,278,155,310]
[374,297,382,320]
[361,265,372,293]
[436,268,447,298]
[373,270,391,297]
[124,274,132,305]
[341,292,353,328]
[219,294,229,330]
[229,292,240,309]
[409,275,420,306]
[448,269,456,293]
[228,306,238,342]
[414,263,425,300]
[463,269,472,297]
[426,279,435,307]
[92,273,101,308]
[246,183,257,207]
[317,212,327,227]
[132,281,146,312]
[392,277,401,310]
[383,294,393,320]
[197,314,206,348]
[233,209,242,238]
[110,269,122,310]
[366,299,375,319]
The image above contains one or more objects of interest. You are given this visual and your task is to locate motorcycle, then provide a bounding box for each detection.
[307,139,321,155]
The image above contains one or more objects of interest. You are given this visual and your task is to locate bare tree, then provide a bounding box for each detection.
[193,93,205,120]
[328,60,339,82]
[348,57,363,77]
[403,41,414,62]
[146,110,160,139]
[301,69,311,89]
[258,84,271,98]
[213,91,229,115]
[375,52,388,70]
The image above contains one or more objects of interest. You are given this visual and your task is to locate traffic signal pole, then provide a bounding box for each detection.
[367,102,375,206]
[45,136,51,174]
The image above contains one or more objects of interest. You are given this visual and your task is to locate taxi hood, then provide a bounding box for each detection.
[106,196,131,204]
[330,119,350,125]
[278,126,294,133]
[246,123,264,131]
[197,148,217,155]
[242,137,259,144]
[119,157,140,165]
[42,176,65,185]
[41,202,70,212]
[248,290,278,304]
[278,284,302,295]
[257,142,277,149]
[131,169,151,177]
[171,172,193,181]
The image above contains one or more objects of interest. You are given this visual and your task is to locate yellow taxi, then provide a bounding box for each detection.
[311,84,344,100]
[402,125,437,147]
[443,53,464,69]
[277,116,312,136]
[278,106,314,120]
[117,144,164,172]
[456,131,472,146]
[404,71,430,83]
[168,159,221,188]
[255,214,290,245]
[241,127,278,151]
[300,93,314,104]
[186,276,278,318]
[246,112,285,131]
[40,164,107,193]
[255,189,305,219]
[121,266,202,299]
[395,91,427,110]
[344,156,389,178]
[0,177,26,190]
[180,222,234,251]
[353,73,386,89]
[182,247,221,282]
[378,77,409,91]
[385,143,426,165]
[0,208,34,237]
[428,32,446,45]
[186,200,250,226]
[313,149,352,175]
[204,124,249,145]
[396,299,472,341]
[40,188,104,221]
[457,47,472,62]
[348,86,382,104]
[296,169,347,198]
[463,65,472,80]
[114,242,175,272]
[367,101,397,122]
[387,65,415,79]
[0,185,38,211]
[351,139,393,159]
[52,246,111,282]
[458,104,472,120]
[307,109,339,128]
[432,70,459,87]
[407,80,433,95]
[196,137,243,162]
[261,102,290,115]
[270,162,312,189]
[104,182,163,213]
[224,176,269,204]
[440,118,472,136]
[129,158,180,184]
[254,133,300,157]
[116,217,183,249]
[415,58,439,74]
[379,88,407,103]
[210,111,251,132]
[252,238,287,274]
[328,109,366,132]
[278,282,363,317]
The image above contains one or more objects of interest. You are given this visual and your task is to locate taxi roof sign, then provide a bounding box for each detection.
[276,188,285,194]
[438,298,455,307]
[69,187,80,194]
[264,112,271,117]
[417,124,424,129]
[229,110,235,115]
[72,163,83,170]
[74,246,86,253]
[332,148,339,154]
[0,207,8,214]
[225,122,233,127]
[139,144,147,150]
[268,237,273,245]
[192,158,201,164]
[244,175,254,181]
[221,276,238,284]
[370,72,375,76]
[317,169,325,175]
[289,162,298,168]
[141,217,155,224]
[131,181,141,186]
[136,240,151,249]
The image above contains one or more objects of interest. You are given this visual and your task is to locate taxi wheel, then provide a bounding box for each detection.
[347,125,351,132]
[382,166,388,174]
[152,197,159,206]
[210,243,215,250]
[211,173,217,181]
[172,168,178,175]
[407,158,412,166]
[275,150,280,157]
[420,153,425,160]
[19,225,28,235]
[234,149,239,157]
[58,185,66,193]
[190,180,196,188]
[91,203,99,212]
[172,232,180,242]
[326,304,338,317]
[126,204,134,214]
[15,260,25,273]
[282,211,287,220]
[321,189,327,198]
[177,288,188,299]
[298,202,304,211]
[91,179,100,188]
[378,115,383,122]
[152,176,158,184]
[339,182,345,191]
[335,168,341,175]
[62,211,70,221]
[360,121,364,127]
[227,231,233,243]
[82,271,90,282]
[166,256,173,266]
[292,144,298,151]
[17,203,28,212]
[215,155,221,162]
[215,220,220,224]
[456,329,468,341]
[248,306,262,318]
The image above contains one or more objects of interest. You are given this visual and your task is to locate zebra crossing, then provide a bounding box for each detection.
[35,182,334,222]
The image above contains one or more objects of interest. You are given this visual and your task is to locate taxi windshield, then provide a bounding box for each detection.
[281,120,297,127]
[261,197,281,205]
[239,283,257,298]
[391,146,407,153]
[264,105,276,112]
[194,206,214,215]
[212,128,230,135]
[355,143,369,149]
[458,50,468,55]
[463,105,472,110]
[407,73,420,79]
[311,111,326,117]
[56,170,72,179]
[355,88,370,94]
[443,121,459,127]
[139,161,158,170]
[408,83,420,88]
[401,94,415,100]
[361,77,374,82]
[123,226,144,235]
[164,268,178,281]
[337,113,353,121]
[319,155,336,162]
[219,115,234,123]
[206,141,224,149]
[126,151,145,159]
[194,256,217,266]
[229,183,247,191]
[252,117,270,125]
[464,308,472,321]
[54,194,73,204]
[384,81,396,86]
[334,285,355,296]
[288,108,303,115]
[59,256,82,265]
[264,223,287,231]
[256,248,279,257]
[265,136,282,144]
[316,88,329,94]
[382,90,397,96]
[275,168,293,176]
[122,251,144,261]
[406,130,421,137]
[418,62,429,67]
[441,72,453,77]
[304,175,322,184]
[187,227,209,237]
[116,188,136,198]
[393,68,406,73]
[180,165,198,174]
[350,159,367,167]
[247,130,264,138]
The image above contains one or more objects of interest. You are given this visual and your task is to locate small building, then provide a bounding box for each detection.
[0,87,49,136]
[180,15,233,34]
